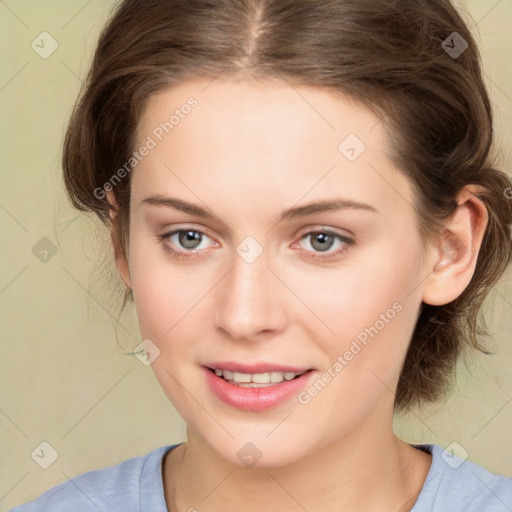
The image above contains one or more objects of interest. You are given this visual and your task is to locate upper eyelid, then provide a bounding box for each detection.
[294,230,353,250]
[161,225,351,239]
[161,225,219,242]
[297,226,351,238]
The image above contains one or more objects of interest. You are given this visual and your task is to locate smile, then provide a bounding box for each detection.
[203,365,316,411]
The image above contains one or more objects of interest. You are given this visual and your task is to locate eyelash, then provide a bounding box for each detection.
[157,228,355,261]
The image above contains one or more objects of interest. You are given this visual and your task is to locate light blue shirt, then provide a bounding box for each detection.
[8,443,512,511]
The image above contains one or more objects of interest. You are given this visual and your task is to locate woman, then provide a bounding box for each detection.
[10,0,512,510]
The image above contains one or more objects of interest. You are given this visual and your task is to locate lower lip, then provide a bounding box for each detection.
[203,367,316,412]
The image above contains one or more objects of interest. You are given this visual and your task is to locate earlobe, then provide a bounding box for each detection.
[422,186,489,306]
[106,191,132,290]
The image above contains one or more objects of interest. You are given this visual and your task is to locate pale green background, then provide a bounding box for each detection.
[0,0,511,509]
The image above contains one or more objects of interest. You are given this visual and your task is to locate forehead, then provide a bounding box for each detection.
[132,77,413,219]
[137,77,387,152]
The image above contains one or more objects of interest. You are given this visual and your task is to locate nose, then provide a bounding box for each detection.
[213,245,288,342]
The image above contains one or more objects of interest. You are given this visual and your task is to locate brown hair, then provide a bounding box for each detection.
[62,0,512,413]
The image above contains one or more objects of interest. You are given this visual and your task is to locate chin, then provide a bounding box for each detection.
[199,430,309,469]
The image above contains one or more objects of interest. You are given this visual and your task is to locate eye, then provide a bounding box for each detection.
[157,227,354,261]
[158,228,216,259]
[296,229,354,261]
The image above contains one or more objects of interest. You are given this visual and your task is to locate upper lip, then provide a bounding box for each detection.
[204,362,313,374]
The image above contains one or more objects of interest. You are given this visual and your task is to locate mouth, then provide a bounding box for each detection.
[202,364,316,411]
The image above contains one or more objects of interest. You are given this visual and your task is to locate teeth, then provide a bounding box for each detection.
[233,372,252,383]
[212,368,304,384]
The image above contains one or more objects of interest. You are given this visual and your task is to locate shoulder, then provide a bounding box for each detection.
[412,443,512,512]
[8,444,178,512]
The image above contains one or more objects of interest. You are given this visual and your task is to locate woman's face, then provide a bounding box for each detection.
[118,77,433,466]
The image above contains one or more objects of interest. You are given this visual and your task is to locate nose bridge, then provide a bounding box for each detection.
[214,238,286,340]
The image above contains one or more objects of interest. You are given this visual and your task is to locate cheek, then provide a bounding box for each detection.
[130,263,209,346]
[127,241,214,416]
[126,221,213,339]
[291,265,421,439]
[294,238,423,383]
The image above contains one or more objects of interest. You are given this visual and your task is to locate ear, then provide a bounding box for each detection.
[422,185,489,306]
[106,190,132,290]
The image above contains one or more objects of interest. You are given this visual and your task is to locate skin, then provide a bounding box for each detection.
[106,77,488,511]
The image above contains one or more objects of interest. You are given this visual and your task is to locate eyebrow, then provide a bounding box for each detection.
[140,194,378,221]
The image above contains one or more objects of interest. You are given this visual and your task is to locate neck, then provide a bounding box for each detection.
[163,405,431,512]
